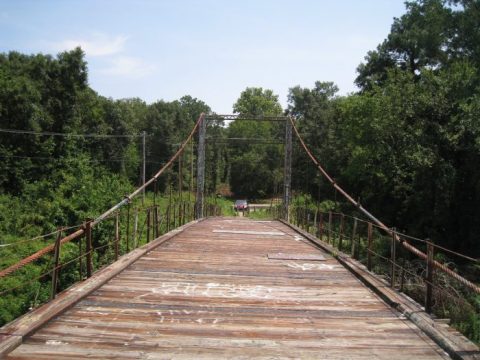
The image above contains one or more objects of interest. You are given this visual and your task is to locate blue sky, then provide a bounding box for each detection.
[0,0,407,113]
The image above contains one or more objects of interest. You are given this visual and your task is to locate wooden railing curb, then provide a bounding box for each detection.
[0,218,204,358]
[280,219,480,360]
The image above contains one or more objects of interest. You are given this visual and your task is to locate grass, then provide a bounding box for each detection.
[245,208,276,220]
[206,196,235,216]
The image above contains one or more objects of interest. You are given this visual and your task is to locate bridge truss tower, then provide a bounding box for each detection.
[197,114,292,220]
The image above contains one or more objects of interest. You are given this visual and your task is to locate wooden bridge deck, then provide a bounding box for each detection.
[5,218,448,359]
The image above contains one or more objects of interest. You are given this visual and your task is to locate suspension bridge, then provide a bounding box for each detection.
[0,114,479,359]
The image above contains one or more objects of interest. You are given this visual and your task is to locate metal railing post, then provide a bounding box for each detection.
[367,222,373,271]
[133,208,139,248]
[78,232,83,279]
[173,204,177,229]
[328,211,332,244]
[391,228,397,288]
[338,214,345,251]
[146,207,151,243]
[154,205,159,238]
[115,212,119,260]
[283,118,292,222]
[425,241,434,313]
[85,219,93,278]
[400,240,406,293]
[50,227,63,300]
[195,115,206,219]
[303,207,308,230]
[126,199,131,253]
[166,205,171,232]
[318,212,324,241]
[351,217,358,259]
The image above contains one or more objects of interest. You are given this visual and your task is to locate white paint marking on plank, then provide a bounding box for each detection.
[46,340,67,346]
[286,262,335,271]
[152,281,274,299]
[213,230,285,236]
[293,235,304,242]
[268,253,326,261]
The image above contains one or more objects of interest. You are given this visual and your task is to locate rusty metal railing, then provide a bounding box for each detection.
[289,205,479,330]
[0,114,205,279]
[289,116,480,296]
[0,113,223,325]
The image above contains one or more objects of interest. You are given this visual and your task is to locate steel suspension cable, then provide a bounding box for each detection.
[288,116,480,294]
[0,113,205,278]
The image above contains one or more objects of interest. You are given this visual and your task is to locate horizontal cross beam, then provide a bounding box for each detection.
[205,114,289,122]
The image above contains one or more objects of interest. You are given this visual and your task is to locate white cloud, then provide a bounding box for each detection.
[100,56,156,78]
[49,33,155,79]
[52,33,128,57]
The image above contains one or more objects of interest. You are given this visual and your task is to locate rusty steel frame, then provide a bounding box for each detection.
[50,228,63,300]
[198,114,292,221]
[85,219,93,278]
[426,241,435,314]
[351,217,358,259]
[391,228,397,288]
[281,218,479,360]
[288,116,480,294]
[288,205,480,327]
[283,119,292,222]
[2,107,479,352]
[195,115,206,219]
[205,114,290,122]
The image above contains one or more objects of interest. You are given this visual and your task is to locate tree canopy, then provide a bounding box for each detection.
[227,87,283,198]
[287,0,480,255]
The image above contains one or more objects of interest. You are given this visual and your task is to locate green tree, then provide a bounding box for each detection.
[233,87,283,116]
[0,48,88,192]
[0,47,218,327]
[227,87,283,198]
[356,0,452,90]
[287,82,341,200]
[351,0,480,254]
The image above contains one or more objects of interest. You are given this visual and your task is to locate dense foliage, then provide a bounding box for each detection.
[0,0,479,338]
[227,88,284,198]
[0,48,214,325]
[287,0,480,257]
[0,48,211,237]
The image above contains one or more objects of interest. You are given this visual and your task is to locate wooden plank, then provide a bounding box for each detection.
[0,219,203,353]
[212,230,285,236]
[0,335,21,358]
[280,219,480,360]
[3,218,455,359]
[267,253,326,261]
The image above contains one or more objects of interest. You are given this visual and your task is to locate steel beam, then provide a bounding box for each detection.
[283,119,292,221]
[195,116,206,219]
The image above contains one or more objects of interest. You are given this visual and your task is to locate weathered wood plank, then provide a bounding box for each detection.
[281,219,480,360]
[0,219,202,357]
[3,218,455,359]
[0,335,21,357]
[267,253,326,261]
